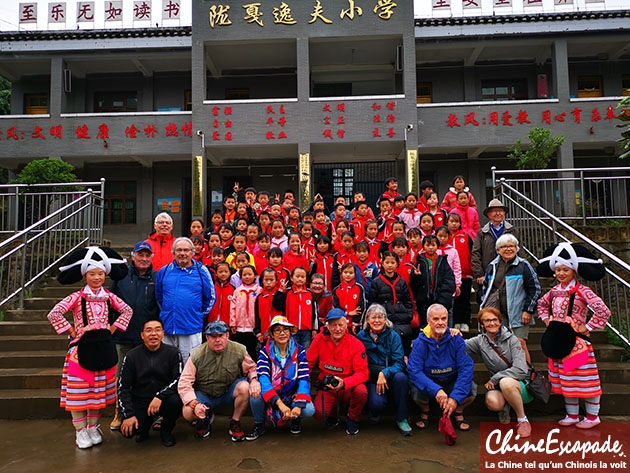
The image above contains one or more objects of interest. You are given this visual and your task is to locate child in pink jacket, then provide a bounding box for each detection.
[451,191,480,240]
[230,265,262,360]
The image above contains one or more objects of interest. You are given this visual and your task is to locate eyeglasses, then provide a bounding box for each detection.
[272,326,291,333]
[482,319,500,325]
[499,245,517,250]
[156,221,172,225]
[369,315,386,321]
[174,248,192,253]
[144,327,163,334]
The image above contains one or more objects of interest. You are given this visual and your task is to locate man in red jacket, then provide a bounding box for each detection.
[307,308,368,435]
[145,212,176,270]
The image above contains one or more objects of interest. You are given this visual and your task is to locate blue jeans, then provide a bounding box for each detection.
[366,371,409,422]
[195,377,265,424]
[294,401,316,419]
[293,330,313,351]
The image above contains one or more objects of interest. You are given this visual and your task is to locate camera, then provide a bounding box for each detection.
[321,374,340,391]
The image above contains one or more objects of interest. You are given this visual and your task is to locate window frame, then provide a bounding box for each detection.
[577,76,603,98]
[94,91,138,113]
[104,181,137,225]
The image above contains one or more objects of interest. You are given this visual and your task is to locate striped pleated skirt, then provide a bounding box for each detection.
[59,345,116,411]
[548,342,602,398]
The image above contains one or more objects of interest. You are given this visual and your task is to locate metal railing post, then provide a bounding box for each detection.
[99,178,106,244]
[491,166,497,198]
[18,232,27,309]
[13,186,19,232]
[579,170,586,226]
[86,189,93,245]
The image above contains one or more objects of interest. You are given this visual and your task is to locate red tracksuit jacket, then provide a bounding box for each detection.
[310,252,334,292]
[332,280,366,327]
[272,287,318,331]
[254,287,283,337]
[208,281,235,324]
[283,251,310,273]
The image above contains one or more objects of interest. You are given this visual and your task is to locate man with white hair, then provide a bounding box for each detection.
[408,303,476,432]
[145,212,176,270]
[156,237,216,362]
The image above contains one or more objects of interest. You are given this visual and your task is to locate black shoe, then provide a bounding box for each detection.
[326,417,340,430]
[195,417,211,439]
[135,431,149,443]
[345,418,359,435]
[160,431,176,447]
[245,422,265,441]
[289,419,302,435]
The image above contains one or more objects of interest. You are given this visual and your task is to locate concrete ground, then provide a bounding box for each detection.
[1,415,481,473]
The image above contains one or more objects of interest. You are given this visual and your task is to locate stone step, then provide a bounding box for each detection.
[468,344,626,364]
[4,309,51,321]
[0,351,67,369]
[33,286,80,299]
[0,368,61,389]
[0,335,68,351]
[462,327,609,345]
[0,321,56,336]
[24,298,63,311]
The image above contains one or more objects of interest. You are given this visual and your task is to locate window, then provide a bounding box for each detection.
[416,83,432,104]
[623,76,630,97]
[312,83,352,97]
[184,90,192,111]
[104,181,136,225]
[481,80,527,101]
[577,77,602,98]
[24,94,48,114]
[225,88,250,100]
[94,91,137,112]
[332,168,354,201]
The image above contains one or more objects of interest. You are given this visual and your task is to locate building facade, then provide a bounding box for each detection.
[0,2,628,242]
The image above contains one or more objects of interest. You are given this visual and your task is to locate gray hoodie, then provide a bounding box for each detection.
[465,326,528,385]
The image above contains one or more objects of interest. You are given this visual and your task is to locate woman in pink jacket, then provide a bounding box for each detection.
[230,265,262,360]
[450,192,480,240]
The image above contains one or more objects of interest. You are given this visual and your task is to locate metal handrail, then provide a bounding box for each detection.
[496,179,630,349]
[0,187,105,309]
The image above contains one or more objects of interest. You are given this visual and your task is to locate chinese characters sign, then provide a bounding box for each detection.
[444,106,626,128]
[208,0,398,28]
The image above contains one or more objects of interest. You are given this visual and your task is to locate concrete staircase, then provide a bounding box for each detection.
[0,275,628,419]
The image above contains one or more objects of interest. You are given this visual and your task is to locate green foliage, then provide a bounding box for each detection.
[11,158,80,192]
[507,127,565,170]
[0,76,10,115]
[617,96,630,159]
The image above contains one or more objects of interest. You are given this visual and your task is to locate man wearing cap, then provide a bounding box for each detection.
[109,240,161,430]
[118,317,182,447]
[471,198,521,285]
[257,316,315,435]
[145,212,176,271]
[307,308,369,435]
[178,320,265,442]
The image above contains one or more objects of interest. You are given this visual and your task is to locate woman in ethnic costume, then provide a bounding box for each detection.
[536,242,609,429]
[47,246,132,448]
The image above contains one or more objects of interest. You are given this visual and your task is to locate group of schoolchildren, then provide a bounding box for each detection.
[186,175,482,359]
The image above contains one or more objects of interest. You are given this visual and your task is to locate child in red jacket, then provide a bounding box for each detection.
[208,262,234,325]
[254,268,283,344]
[332,263,366,334]
[283,232,310,273]
[310,236,334,292]
[272,267,318,350]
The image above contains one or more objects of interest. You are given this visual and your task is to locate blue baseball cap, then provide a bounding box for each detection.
[204,320,229,336]
[133,241,153,254]
[326,308,346,322]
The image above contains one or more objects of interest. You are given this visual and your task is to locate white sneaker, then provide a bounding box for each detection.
[87,425,103,445]
[460,324,469,333]
[454,324,461,330]
[76,428,93,449]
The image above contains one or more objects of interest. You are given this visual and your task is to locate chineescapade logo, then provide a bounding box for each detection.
[480,422,628,472]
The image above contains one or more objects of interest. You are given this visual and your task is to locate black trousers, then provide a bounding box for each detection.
[231,331,258,361]
[453,278,473,325]
[122,392,182,437]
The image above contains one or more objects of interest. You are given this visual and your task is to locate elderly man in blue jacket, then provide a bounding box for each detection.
[408,303,476,432]
[156,237,216,363]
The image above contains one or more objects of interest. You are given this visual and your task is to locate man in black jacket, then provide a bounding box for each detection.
[110,240,160,430]
[118,318,182,447]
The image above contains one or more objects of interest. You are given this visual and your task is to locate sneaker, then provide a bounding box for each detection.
[160,431,176,447]
[346,418,359,435]
[110,411,121,431]
[326,417,340,430]
[498,405,510,424]
[576,417,600,429]
[245,422,266,441]
[229,420,245,442]
[195,416,211,439]
[75,428,93,449]
[460,323,469,333]
[558,415,580,426]
[289,419,302,435]
[396,419,413,437]
[87,425,103,445]
[516,421,532,438]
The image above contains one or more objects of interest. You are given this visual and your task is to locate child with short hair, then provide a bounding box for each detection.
[286,206,301,233]
[331,231,357,290]
[309,236,334,292]
[208,262,235,325]
[332,263,366,334]
[270,219,289,253]
[419,212,436,238]
[354,241,379,294]
[299,221,316,259]
[258,211,272,235]
[223,195,237,224]
[254,233,272,271]
[255,191,271,216]
[382,177,401,202]
[426,191,448,228]
[254,268,282,343]
[351,201,370,242]
[283,233,310,273]
[313,209,331,239]
[392,195,405,217]
[268,247,290,288]
[230,252,256,288]
[226,233,256,270]
[218,223,235,254]
[362,220,381,265]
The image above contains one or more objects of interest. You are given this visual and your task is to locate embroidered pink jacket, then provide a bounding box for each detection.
[230,283,262,332]
[47,286,133,341]
[537,282,610,332]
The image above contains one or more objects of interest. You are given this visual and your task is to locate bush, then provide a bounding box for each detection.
[508,127,565,170]
[10,158,80,192]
